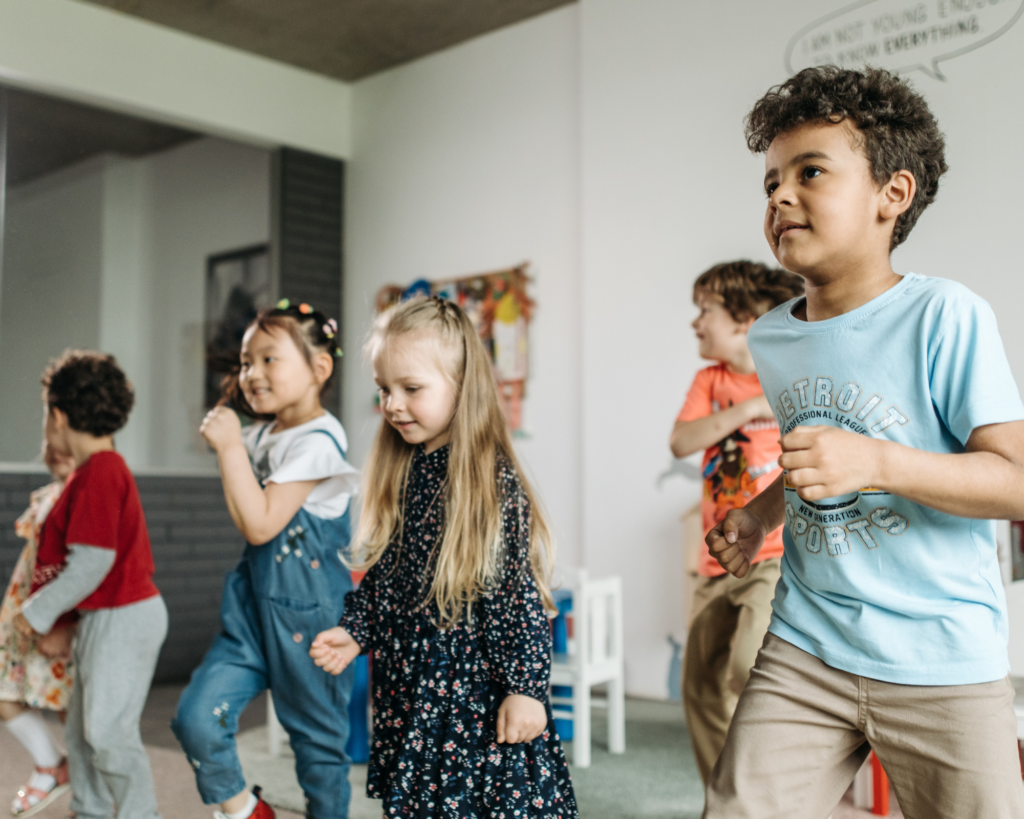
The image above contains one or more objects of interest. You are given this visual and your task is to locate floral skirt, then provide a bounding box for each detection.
[0,542,74,710]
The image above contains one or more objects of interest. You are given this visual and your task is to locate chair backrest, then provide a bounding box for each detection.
[562,568,623,673]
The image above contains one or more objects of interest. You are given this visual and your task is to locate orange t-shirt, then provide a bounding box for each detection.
[677,364,784,577]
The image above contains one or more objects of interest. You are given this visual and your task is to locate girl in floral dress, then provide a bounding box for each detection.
[311,296,578,818]
[0,443,76,816]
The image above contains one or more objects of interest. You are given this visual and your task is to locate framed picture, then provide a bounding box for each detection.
[204,243,272,410]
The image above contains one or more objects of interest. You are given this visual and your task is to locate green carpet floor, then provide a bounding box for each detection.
[566,699,705,818]
[237,698,706,818]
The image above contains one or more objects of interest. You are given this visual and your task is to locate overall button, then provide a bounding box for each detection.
[292,632,303,644]
[310,559,320,570]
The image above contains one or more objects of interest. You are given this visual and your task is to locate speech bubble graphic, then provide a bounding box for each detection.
[786,0,1024,80]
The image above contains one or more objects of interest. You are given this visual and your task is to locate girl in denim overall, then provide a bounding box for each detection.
[173,301,359,819]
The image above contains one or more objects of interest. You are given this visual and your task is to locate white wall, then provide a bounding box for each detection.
[0,0,351,157]
[578,0,1024,692]
[345,6,583,566]
[0,138,271,471]
[0,159,105,462]
[144,138,271,471]
[347,0,1024,696]
[100,156,155,467]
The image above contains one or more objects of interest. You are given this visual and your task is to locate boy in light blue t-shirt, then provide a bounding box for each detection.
[703,67,1024,819]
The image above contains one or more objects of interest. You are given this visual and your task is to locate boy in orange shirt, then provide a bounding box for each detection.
[670,260,803,782]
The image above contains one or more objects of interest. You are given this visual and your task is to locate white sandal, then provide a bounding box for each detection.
[11,758,70,817]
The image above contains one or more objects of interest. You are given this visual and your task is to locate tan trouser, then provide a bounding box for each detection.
[683,558,781,783]
[704,632,1024,819]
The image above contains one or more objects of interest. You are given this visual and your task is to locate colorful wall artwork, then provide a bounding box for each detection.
[375,263,533,433]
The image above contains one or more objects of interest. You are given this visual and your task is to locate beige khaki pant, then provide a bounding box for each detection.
[683,558,781,783]
[704,632,1024,819]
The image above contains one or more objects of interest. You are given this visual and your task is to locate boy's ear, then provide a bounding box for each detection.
[49,406,69,431]
[879,169,917,221]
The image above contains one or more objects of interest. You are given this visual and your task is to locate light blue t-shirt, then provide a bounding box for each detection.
[749,273,1024,685]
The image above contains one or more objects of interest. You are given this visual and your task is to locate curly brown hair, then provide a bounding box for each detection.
[694,260,804,322]
[745,66,948,250]
[42,350,135,437]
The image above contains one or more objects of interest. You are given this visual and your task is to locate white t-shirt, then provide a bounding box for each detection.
[242,411,359,519]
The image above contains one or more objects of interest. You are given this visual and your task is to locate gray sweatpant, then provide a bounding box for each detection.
[67,595,168,819]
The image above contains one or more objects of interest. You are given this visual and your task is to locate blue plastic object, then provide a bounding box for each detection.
[551,589,573,741]
[344,654,371,763]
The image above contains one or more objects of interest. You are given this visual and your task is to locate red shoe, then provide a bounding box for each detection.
[213,787,275,819]
[250,787,275,819]
[11,758,70,817]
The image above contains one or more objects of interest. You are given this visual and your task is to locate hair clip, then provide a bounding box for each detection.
[334,348,343,357]
[327,318,338,332]
[276,298,291,310]
[323,323,335,339]
[299,303,313,314]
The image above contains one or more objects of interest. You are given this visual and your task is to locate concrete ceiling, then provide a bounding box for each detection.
[3,87,198,186]
[77,0,576,82]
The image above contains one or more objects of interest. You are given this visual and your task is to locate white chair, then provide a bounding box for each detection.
[550,569,626,767]
[852,751,889,815]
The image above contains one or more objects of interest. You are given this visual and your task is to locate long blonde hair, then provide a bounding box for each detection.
[355,296,555,628]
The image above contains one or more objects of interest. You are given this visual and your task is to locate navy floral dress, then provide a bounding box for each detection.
[340,444,578,818]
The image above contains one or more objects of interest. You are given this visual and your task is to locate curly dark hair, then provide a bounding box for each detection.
[42,350,135,436]
[220,300,342,420]
[745,66,947,249]
[694,260,804,322]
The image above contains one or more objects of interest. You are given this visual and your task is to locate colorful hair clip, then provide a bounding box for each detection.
[276,298,291,310]
[334,348,343,357]
[323,323,335,339]
[299,303,313,314]
[327,318,338,332]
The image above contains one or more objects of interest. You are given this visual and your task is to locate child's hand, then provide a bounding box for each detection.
[200,406,244,453]
[12,613,37,638]
[742,395,776,421]
[496,694,547,744]
[706,507,767,578]
[37,625,75,659]
[779,425,881,501]
[310,627,361,675]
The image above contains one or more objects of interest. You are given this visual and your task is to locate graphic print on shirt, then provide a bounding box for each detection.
[703,400,778,523]
[775,376,909,439]
[776,374,912,559]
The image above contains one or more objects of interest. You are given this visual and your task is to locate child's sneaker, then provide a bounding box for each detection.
[250,787,274,819]
[213,787,275,819]
[11,758,70,817]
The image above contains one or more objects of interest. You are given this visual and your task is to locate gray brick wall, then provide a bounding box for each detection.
[277,147,344,419]
[0,471,241,683]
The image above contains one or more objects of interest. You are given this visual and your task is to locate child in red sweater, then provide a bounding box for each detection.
[14,350,166,819]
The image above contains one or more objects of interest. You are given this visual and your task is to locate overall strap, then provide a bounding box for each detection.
[282,428,347,461]
[253,422,271,449]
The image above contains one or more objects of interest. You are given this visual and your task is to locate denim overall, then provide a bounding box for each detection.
[173,430,354,819]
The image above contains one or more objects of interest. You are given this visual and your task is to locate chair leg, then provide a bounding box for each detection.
[607,674,625,754]
[573,682,591,768]
[853,756,872,808]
